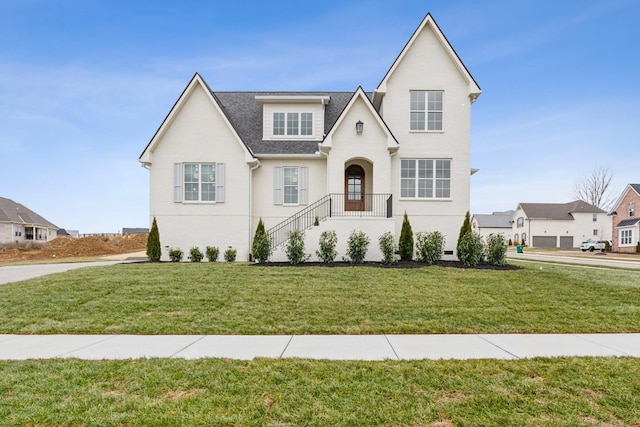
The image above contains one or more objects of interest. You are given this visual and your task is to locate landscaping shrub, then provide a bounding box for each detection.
[637,241,640,253]
[205,246,219,262]
[146,217,161,262]
[415,231,445,265]
[344,230,370,264]
[316,230,338,263]
[251,219,271,263]
[224,248,237,262]
[456,211,472,252]
[188,247,204,262]
[457,232,485,267]
[168,247,183,262]
[398,212,414,261]
[486,233,508,266]
[604,240,611,252]
[378,231,397,265]
[285,229,309,264]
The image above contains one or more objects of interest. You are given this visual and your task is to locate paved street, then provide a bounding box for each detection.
[508,251,640,269]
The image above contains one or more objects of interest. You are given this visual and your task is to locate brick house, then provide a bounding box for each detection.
[610,184,640,253]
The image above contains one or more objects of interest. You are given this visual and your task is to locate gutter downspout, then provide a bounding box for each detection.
[248,159,262,261]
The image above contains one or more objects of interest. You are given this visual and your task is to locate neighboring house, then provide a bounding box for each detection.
[138,13,482,261]
[511,201,611,248]
[0,197,58,244]
[471,211,514,241]
[610,184,640,253]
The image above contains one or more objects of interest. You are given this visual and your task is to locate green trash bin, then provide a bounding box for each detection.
[516,245,523,253]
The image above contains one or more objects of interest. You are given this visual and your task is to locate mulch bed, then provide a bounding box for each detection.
[254,260,520,270]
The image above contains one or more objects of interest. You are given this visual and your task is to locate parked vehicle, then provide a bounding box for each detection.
[580,240,607,252]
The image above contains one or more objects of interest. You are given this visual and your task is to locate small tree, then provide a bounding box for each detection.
[457,232,485,267]
[316,230,338,263]
[415,231,445,265]
[285,230,309,264]
[146,217,161,262]
[252,218,271,263]
[456,211,472,260]
[378,231,397,265]
[398,212,414,261]
[344,230,370,264]
[486,234,507,266]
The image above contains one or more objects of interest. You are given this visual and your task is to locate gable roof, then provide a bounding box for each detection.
[320,86,399,152]
[214,91,354,155]
[138,73,257,165]
[610,183,640,214]
[616,218,640,228]
[472,211,514,228]
[518,201,605,220]
[0,197,57,228]
[374,13,481,106]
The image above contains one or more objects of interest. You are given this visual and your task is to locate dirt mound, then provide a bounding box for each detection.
[0,234,147,264]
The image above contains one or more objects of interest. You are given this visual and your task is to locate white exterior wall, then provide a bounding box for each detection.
[251,158,327,232]
[380,23,472,256]
[147,84,252,261]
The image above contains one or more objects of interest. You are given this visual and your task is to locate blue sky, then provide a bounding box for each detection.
[1,0,639,233]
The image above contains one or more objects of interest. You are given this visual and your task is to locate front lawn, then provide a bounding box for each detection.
[0,262,638,334]
[1,357,638,426]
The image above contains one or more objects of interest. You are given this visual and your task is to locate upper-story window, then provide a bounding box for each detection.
[516,217,524,228]
[592,213,598,222]
[410,90,443,131]
[630,203,635,217]
[273,112,313,136]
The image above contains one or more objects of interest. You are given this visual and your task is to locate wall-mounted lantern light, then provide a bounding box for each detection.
[355,120,363,135]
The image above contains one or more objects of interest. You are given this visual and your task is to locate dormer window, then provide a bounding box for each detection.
[273,112,313,136]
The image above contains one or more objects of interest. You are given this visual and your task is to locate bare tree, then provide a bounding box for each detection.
[573,167,615,211]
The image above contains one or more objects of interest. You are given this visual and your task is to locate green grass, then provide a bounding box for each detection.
[0,357,638,426]
[0,262,638,334]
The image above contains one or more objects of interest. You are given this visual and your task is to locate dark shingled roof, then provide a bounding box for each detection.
[616,218,640,228]
[631,184,640,194]
[213,91,356,155]
[520,200,605,220]
[0,197,57,228]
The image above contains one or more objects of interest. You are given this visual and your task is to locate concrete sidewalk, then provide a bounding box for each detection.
[0,261,124,286]
[1,333,638,361]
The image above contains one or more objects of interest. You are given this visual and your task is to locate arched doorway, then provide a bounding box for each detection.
[345,165,365,211]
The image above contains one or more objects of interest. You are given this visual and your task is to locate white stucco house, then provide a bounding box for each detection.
[511,201,611,249]
[139,13,481,261]
[0,196,58,244]
[471,211,514,241]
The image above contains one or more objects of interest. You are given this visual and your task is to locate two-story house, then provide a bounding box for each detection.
[138,13,481,261]
[610,184,640,253]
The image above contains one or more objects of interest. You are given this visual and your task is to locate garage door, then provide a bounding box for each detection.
[559,236,574,249]
[532,236,557,248]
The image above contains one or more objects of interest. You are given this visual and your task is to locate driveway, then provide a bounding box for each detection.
[508,251,640,269]
[0,261,124,285]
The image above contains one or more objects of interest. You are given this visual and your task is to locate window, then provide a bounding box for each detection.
[630,203,635,217]
[400,159,450,199]
[273,112,313,136]
[593,229,598,236]
[174,163,224,203]
[521,233,526,244]
[410,91,443,131]
[593,213,598,222]
[620,229,633,245]
[274,166,308,205]
[517,217,524,228]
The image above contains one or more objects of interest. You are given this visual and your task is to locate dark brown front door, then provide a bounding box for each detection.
[345,165,365,211]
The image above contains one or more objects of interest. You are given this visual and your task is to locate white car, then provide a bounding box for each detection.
[580,240,607,252]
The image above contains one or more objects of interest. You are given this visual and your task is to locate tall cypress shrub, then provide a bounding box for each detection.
[252,218,271,263]
[398,211,414,261]
[146,217,161,262]
[456,211,472,257]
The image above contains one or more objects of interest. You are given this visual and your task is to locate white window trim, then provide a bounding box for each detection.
[272,112,314,139]
[399,159,451,200]
[174,162,225,204]
[619,228,634,246]
[409,90,444,133]
[274,166,308,206]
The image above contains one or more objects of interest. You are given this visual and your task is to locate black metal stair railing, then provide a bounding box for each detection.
[267,193,392,250]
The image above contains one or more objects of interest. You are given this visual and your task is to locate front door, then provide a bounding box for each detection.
[345,165,365,211]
